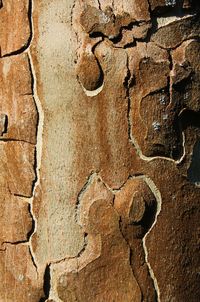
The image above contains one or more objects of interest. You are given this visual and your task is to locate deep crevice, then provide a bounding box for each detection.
[149,0,200,17]
[26,0,43,276]
[187,139,200,184]
[1,241,29,247]
[89,20,151,45]
[27,203,36,240]
[97,0,102,11]
[28,245,38,274]
[31,146,38,196]
[179,109,200,129]
[39,265,51,302]
[124,50,135,149]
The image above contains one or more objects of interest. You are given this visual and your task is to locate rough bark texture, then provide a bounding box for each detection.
[0,0,200,301]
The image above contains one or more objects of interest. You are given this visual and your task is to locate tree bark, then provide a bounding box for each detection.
[0,0,200,301]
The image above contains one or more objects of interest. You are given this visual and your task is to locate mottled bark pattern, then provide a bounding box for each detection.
[0,0,43,300]
[0,0,200,301]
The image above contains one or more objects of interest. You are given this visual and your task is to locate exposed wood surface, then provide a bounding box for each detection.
[0,0,199,301]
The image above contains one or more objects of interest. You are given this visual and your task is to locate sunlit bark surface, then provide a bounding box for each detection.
[0,0,200,301]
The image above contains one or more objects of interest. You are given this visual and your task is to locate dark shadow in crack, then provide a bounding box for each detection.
[187,139,200,184]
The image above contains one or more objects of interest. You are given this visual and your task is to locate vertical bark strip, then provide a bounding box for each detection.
[0,0,44,300]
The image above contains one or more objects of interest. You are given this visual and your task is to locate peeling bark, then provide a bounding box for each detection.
[0,0,200,301]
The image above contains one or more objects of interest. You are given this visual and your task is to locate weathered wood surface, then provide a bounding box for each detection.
[0,0,200,301]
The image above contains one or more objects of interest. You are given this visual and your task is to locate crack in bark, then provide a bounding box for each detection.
[0,138,35,145]
[113,174,162,301]
[1,0,33,58]
[19,0,44,276]
[89,20,151,43]
[27,59,43,270]
[39,264,51,301]
[2,1,198,300]
[0,242,29,252]
[168,48,186,161]
[116,213,145,301]
[75,171,97,224]
[142,177,162,302]
[97,0,102,11]
[39,233,89,301]
[70,0,76,28]
[0,0,42,279]
[121,38,190,301]
[73,171,162,301]
[126,44,187,164]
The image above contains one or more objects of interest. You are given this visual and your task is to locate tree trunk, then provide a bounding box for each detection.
[0,0,200,301]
